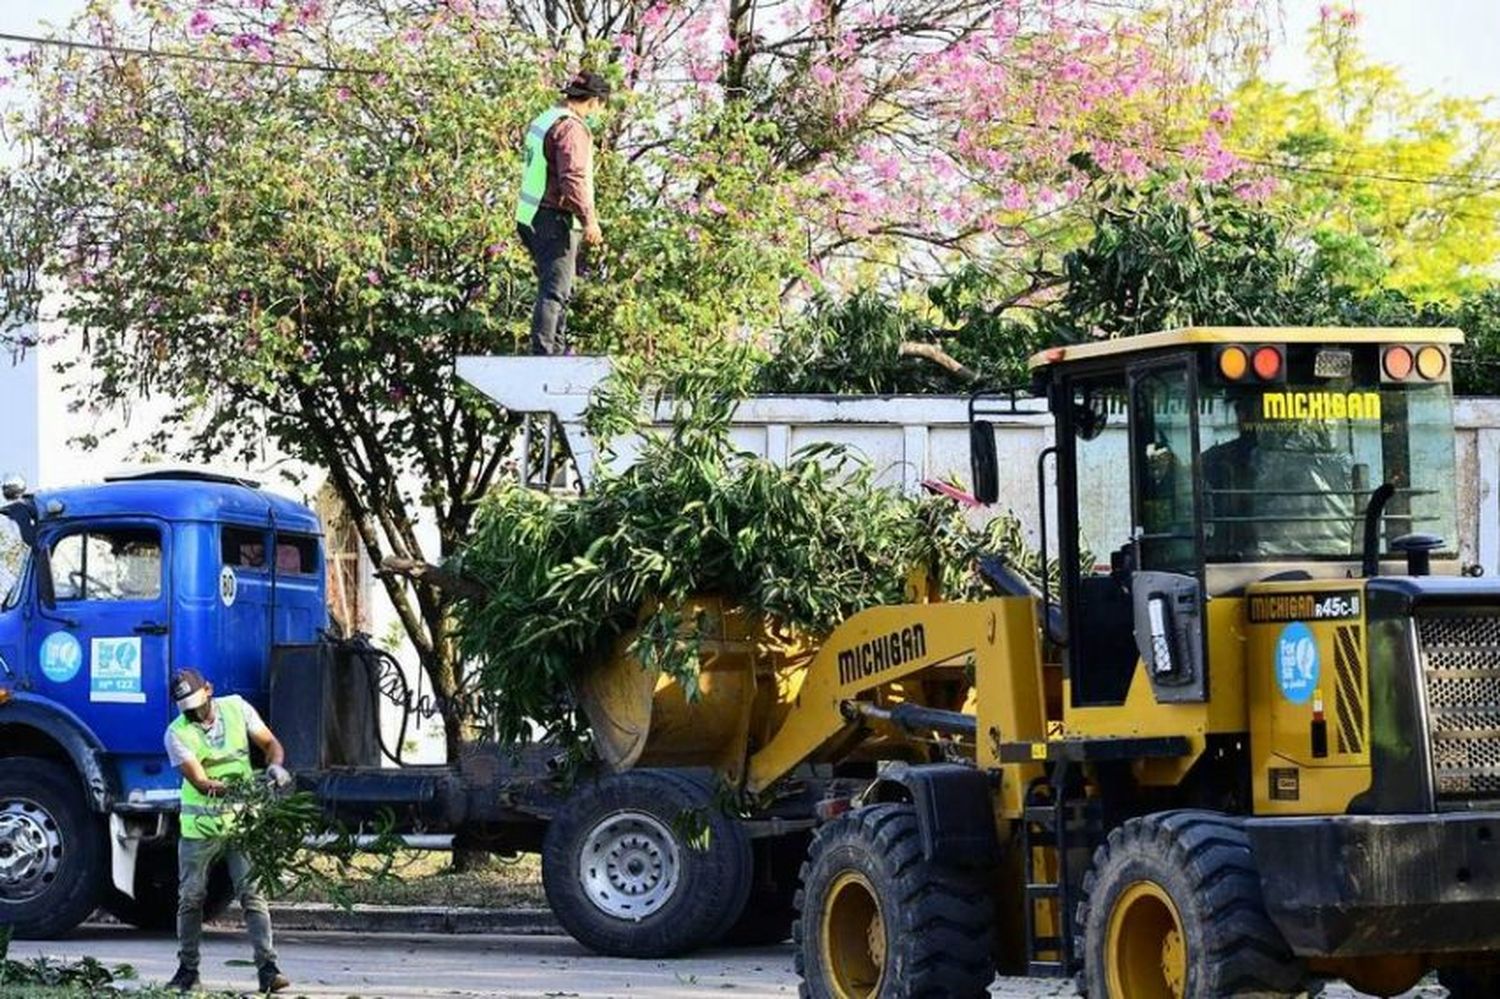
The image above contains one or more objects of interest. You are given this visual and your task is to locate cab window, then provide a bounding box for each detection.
[1131,364,1197,575]
[1,517,27,610]
[222,526,269,570]
[51,527,163,602]
[274,534,319,576]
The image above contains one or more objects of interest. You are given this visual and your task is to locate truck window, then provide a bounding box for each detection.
[1,518,27,610]
[275,534,319,576]
[50,527,162,602]
[222,526,269,570]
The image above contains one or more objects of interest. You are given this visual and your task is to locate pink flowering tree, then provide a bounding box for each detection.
[0,0,1262,777]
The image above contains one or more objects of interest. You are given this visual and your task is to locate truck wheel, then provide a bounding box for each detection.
[0,757,105,938]
[1438,964,1500,998]
[794,803,995,998]
[101,842,233,931]
[1077,811,1303,998]
[542,769,752,957]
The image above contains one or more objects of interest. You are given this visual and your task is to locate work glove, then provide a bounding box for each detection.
[266,764,293,789]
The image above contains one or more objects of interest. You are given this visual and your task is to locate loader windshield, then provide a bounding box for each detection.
[1200,381,1456,561]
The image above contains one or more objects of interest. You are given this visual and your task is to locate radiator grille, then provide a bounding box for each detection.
[1420,615,1500,801]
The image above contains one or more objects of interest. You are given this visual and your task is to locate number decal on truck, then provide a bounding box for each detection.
[219,565,238,608]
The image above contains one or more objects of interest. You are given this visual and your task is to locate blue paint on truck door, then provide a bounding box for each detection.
[29,518,173,754]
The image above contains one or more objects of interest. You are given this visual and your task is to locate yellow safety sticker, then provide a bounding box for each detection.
[1047,720,1065,739]
[1030,743,1048,760]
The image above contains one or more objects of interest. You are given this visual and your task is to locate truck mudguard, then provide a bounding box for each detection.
[0,692,114,810]
[864,763,999,868]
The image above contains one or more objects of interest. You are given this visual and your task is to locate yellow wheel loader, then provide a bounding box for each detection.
[702,327,1499,998]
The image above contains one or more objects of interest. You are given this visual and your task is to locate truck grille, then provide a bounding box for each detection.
[1419,615,1500,802]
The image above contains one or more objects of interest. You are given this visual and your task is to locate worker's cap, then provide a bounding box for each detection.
[562,71,612,100]
[170,668,211,711]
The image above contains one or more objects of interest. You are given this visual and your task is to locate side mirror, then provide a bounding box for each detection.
[969,420,998,505]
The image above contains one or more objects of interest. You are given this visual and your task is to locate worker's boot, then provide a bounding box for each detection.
[257,961,290,994]
[167,965,200,993]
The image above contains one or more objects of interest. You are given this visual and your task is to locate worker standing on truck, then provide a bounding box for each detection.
[164,668,293,995]
[515,71,611,355]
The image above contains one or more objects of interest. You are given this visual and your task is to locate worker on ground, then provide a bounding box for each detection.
[515,71,611,355]
[165,668,293,995]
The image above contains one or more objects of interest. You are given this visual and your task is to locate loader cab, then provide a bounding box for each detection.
[973,328,1462,711]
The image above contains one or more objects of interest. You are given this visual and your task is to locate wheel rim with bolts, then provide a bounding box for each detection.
[0,798,63,903]
[577,810,681,921]
[1106,880,1187,999]
[820,870,886,999]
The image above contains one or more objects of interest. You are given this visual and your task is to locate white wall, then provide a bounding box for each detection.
[0,338,41,486]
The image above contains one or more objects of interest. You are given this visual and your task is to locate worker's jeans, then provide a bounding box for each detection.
[177,835,277,971]
[518,207,580,355]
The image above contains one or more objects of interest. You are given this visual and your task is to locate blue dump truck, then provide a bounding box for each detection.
[0,469,814,954]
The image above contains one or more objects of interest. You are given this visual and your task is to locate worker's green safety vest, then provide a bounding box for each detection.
[172,696,253,839]
[515,106,580,230]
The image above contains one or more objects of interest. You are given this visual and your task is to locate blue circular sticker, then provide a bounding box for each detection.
[39,631,83,684]
[1275,622,1320,704]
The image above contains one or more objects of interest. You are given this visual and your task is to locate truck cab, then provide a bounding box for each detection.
[0,468,326,936]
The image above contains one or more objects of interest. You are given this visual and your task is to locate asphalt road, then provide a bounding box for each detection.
[19,926,1444,998]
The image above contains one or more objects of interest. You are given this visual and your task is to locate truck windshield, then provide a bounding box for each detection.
[1200,381,1457,561]
[0,516,27,610]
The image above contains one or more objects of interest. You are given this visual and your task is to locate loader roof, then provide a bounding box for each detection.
[1027,326,1464,371]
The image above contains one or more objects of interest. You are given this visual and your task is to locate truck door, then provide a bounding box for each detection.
[29,519,173,754]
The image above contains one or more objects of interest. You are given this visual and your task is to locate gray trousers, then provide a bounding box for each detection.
[177,835,277,971]
[518,207,581,355]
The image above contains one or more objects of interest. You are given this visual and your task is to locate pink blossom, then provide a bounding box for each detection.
[336,86,352,102]
[999,184,1029,212]
[641,3,671,31]
[810,64,835,86]
[1209,105,1233,127]
[296,1,324,25]
[187,9,215,36]
[366,270,382,285]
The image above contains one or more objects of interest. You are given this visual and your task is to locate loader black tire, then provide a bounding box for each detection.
[794,803,995,998]
[1077,810,1303,998]
[1438,963,1500,998]
[101,840,233,932]
[542,769,752,958]
[0,757,105,938]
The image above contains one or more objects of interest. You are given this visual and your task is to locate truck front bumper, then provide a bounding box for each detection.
[1247,812,1500,957]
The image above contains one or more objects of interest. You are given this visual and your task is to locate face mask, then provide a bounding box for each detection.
[187,702,212,724]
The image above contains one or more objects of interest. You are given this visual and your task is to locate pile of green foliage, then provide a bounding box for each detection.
[209,778,402,905]
[456,376,1044,749]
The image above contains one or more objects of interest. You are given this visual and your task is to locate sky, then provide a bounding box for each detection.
[1,1,1498,100]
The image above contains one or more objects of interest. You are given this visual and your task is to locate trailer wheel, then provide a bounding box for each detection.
[542,769,752,957]
[794,803,995,998]
[1077,811,1303,998]
[0,757,105,938]
[1438,963,1500,998]
[101,841,233,932]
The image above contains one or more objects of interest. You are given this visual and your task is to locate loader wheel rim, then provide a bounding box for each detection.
[577,810,681,921]
[1106,880,1187,999]
[0,798,62,902]
[821,870,886,999]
